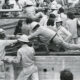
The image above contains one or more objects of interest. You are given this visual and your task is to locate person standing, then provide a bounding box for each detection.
[60,69,73,80]
[5,34,39,80]
[65,12,78,44]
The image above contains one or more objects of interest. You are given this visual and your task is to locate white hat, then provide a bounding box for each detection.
[0,28,5,33]
[51,5,58,10]
[18,34,29,42]
[56,17,62,22]
[30,22,39,30]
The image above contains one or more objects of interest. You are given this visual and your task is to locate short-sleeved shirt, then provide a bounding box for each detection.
[13,44,38,74]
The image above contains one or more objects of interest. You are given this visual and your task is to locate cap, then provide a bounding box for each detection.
[18,34,29,42]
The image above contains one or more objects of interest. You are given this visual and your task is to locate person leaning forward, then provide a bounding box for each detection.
[28,21,80,50]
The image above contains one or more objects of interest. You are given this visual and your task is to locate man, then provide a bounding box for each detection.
[19,0,44,21]
[5,34,39,80]
[65,12,78,44]
[0,28,17,80]
[58,7,67,26]
[28,21,80,50]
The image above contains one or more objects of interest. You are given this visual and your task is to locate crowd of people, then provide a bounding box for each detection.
[0,0,80,80]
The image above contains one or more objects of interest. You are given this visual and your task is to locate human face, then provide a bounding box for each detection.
[56,22,62,28]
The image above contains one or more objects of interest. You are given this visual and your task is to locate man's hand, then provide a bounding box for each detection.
[2,57,13,63]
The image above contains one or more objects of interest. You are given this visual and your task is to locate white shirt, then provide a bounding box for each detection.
[57,26,72,42]
[65,18,78,38]
[28,26,56,44]
[0,40,17,60]
[59,13,67,26]
[39,15,48,26]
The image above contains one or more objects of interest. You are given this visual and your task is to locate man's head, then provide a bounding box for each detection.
[67,12,75,20]
[56,17,62,27]
[18,34,29,43]
[58,7,64,14]
[60,69,73,80]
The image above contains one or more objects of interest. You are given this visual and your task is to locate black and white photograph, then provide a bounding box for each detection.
[0,0,80,80]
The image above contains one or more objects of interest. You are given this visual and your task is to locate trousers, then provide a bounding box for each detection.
[17,69,39,80]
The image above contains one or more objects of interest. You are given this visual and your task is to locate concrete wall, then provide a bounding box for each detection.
[3,55,80,80]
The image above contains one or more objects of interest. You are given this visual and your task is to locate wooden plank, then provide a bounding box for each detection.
[0,9,22,12]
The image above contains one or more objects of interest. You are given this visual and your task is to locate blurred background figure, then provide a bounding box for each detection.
[65,12,78,44]
[68,0,79,8]
[60,69,73,80]
[14,20,23,35]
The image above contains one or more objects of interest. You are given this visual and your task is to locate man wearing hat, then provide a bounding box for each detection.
[28,21,80,50]
[5,34,39,80]
[19,0,44,21]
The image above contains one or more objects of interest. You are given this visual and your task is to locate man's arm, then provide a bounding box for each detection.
[61,27,72,42]
[12,50,21,63]
[53,34,80,50]
[28,29,40,40]
[3,50,21,63]
[6,40,17,46]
